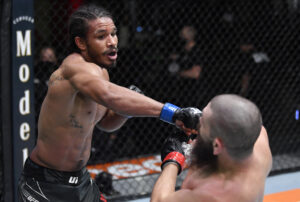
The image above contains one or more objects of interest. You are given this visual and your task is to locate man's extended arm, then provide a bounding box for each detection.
[151,164,199,202]
[65,61,164,117]
[96,109,128,132]
[151,164,178,202]
[151,130,201,202]
[96,85,145,132]
[61,54,199,134]
[63,58,201,132]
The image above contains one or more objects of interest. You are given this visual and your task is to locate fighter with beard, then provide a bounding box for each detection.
[151,94,273,202]
[18,4,201,202]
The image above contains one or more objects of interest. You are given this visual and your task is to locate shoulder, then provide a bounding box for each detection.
[166,173,221,202]
[62,53,99,72]
[189,179,251,202]
[60,53,104,79]
[254,126,272,173]
[255,126,270,151]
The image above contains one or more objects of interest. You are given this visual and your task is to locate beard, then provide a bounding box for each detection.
[99,60,117,69]
[190,134,218,174]
[87,45,117,69]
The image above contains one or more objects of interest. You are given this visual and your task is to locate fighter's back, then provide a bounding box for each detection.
[184,163,266,202]
[30,54,107,171]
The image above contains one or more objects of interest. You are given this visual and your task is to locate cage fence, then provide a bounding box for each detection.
[6,0,300,200]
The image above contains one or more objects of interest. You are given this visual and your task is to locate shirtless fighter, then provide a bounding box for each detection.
[151,94,272,202]
[18,4,201,202]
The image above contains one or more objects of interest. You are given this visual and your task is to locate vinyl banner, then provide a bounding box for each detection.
[11,0,35,200]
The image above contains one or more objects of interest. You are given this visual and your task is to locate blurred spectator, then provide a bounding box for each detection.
[34,46,58,125]
[39,46,58,64]
[168,25,203,79]
[237,41,270,98]
[165,25,205,107]
[118,14,131,50]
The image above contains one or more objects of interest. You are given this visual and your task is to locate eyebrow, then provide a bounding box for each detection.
[95,27,117,34]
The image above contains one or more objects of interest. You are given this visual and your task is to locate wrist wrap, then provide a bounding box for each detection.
[161,151,185,174]
[160,103,180,124]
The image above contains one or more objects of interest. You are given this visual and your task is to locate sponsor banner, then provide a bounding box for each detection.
[11,0,35,200]
[87,155,162,179]
[264,189,300,202]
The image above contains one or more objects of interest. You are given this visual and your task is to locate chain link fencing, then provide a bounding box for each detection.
[31,0,300,200]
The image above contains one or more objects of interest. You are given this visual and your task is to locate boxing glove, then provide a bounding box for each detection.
[161,130,189,175]
[160,103,202,130]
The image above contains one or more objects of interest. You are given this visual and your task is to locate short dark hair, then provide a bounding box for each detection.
[209,94,262,160]
[68,4,113,53]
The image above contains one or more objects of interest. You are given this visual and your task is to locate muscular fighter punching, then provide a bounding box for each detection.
[18,4,201,202]
[151,94,272,202]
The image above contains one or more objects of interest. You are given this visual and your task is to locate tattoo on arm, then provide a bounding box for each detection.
[48,75,65,86]
[69,115,83,128]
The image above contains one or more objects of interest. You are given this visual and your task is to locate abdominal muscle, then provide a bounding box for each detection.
[30,122,95,171]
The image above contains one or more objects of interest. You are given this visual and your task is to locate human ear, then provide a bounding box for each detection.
[213,138,223,155]
[74,36,87,51]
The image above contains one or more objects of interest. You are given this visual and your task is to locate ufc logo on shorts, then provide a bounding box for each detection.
[68,176,79,184]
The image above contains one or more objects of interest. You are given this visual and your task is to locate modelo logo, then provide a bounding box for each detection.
[88,155,161,179]
[13,15,35,166]
[17,29,32,165]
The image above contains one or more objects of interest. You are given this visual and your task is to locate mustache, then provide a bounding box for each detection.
[103,47,118,55]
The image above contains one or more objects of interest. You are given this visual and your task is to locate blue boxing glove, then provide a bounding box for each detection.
[160,103,202,130]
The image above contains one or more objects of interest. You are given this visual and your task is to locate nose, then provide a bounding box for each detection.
[107,35,117,47]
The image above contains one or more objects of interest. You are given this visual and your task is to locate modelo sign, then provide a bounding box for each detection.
[11,0,35,201]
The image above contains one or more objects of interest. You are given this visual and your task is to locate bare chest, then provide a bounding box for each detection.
[71,93,107,127]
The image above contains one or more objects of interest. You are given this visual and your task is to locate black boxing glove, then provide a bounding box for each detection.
[161,130,189,175]
[173,107,202,129]
[160,103,202,130]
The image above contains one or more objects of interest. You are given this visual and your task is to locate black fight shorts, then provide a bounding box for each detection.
[18,158,106,202]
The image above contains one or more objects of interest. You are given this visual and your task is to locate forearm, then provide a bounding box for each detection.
[96,109,128,132]
[151,164,179,202]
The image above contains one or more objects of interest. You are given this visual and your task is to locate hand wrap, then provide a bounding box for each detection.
[160,103,202,130]
[161,130,190,175]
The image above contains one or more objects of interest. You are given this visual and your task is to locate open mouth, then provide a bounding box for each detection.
[106,50,117,60]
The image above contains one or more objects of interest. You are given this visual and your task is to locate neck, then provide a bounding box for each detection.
[80,51,92,62]
[217,153,254,175]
